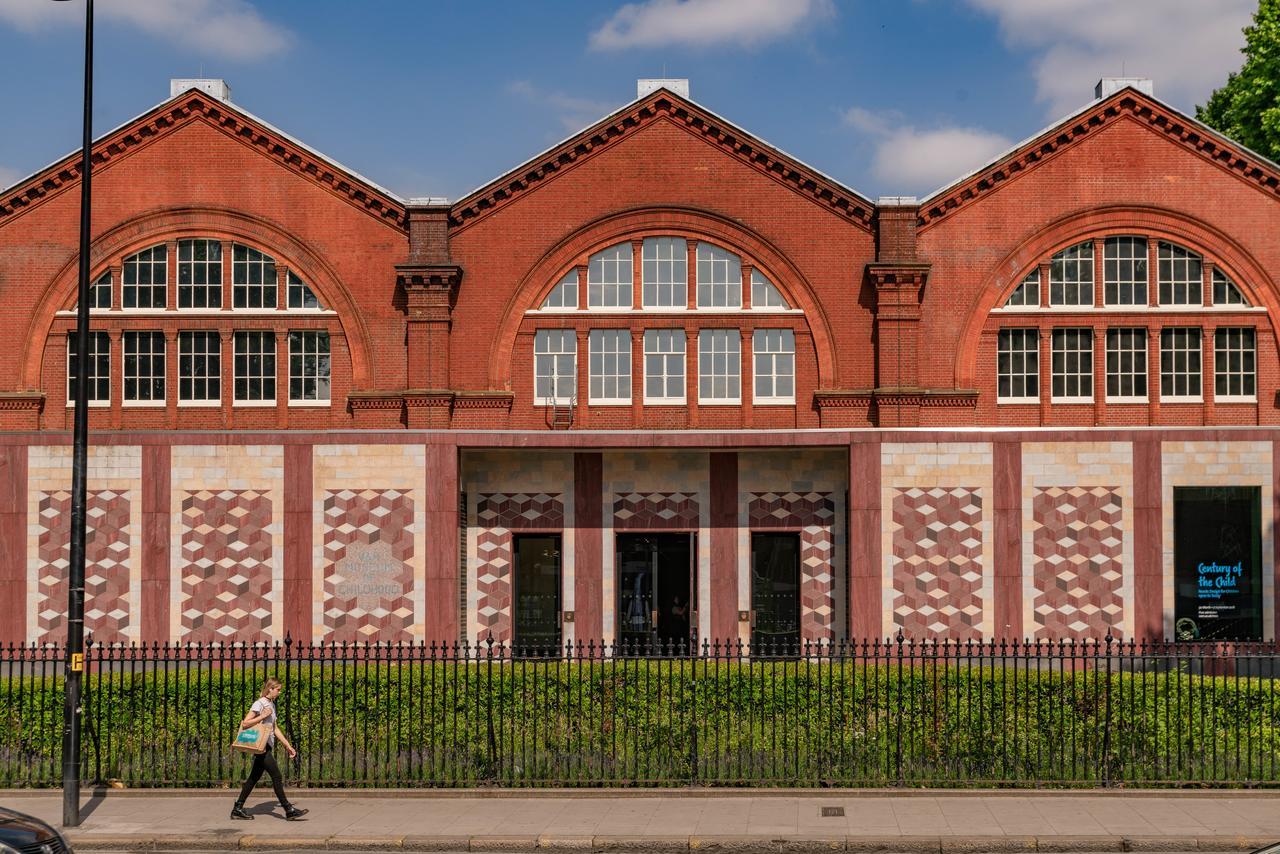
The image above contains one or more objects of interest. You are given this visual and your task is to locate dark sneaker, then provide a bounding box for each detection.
[230,806,253,820]
[284,806,309,821]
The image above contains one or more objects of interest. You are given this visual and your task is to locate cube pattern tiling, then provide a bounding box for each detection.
[179,489,274,643]
[613,492,700,530]
[1031,486,1124,640]
[474,492,564,643]
[748,491,836,643]
[36,489,131,645]
[890,487,985,640]
[322,488,415,642]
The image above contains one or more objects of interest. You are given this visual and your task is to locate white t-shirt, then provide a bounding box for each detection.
[250,697,277,745]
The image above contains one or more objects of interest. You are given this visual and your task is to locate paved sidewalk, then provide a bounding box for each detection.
[2,790,1279,852]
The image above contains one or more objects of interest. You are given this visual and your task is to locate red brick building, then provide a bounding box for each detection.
[0,77,1275,649]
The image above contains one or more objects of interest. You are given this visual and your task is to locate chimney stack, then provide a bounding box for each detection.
[170,78,232,102]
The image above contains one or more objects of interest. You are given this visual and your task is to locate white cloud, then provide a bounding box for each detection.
[966,0,1253,116]
[841,107,1013,195]
[0,0,292,62]
[589,0,834,50]
[508,81,617,133]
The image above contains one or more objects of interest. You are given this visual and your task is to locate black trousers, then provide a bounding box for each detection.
[237,743,289,806]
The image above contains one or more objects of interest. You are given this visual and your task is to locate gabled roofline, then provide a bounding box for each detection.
[1,85,408,229]
[917,86,1280,229]
[449,85,876,232]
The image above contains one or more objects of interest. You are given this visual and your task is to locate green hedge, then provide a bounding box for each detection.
[2,660,1278,787]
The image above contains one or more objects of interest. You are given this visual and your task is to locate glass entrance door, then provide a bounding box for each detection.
[513,534,562,654]
[616,533,693,653]
[751,532,800,653]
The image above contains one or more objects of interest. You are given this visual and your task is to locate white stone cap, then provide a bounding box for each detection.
[407,196,451,206]
[1095,77,1153,99]
[638,78,690,99]
[877,195,918,206]
[170,78,232,102]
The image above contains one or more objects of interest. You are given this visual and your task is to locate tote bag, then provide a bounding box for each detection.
[231,721,273,754]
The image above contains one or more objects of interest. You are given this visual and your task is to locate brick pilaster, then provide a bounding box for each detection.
[424,440,460,644]
[573,452,603,644]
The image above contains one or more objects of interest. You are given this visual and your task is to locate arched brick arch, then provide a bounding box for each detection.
[953,205,1280,388]
[487,205,839,389]
[21,206,374,388]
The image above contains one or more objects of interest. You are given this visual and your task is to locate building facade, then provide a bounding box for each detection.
[0,78,1276,648]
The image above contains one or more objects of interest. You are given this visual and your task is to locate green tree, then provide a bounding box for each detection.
[1198,0,1280,161]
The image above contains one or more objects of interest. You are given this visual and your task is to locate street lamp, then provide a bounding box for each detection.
[52,0,94,829]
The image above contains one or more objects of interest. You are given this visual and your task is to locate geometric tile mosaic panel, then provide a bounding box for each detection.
[179,489,273,644]
[613,492,699,530]
[1032,486,1123,640]
[890,487,984,641]
[475,493,564,644]
[36,489,131,645]
[322,489,415,643]
[748,492,836,643]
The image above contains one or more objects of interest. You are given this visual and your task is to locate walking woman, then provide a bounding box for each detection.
[231,677,308,821]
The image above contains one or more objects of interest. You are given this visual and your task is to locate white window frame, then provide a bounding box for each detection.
[1103,236,1147,306]
[287,271,325,310]
[642,237,687,309]
[996,328,1038,403]
[233,330,277,405]
[534,329,576,404]
[1158,241,1202,306]
[233,244,278,310]
[1050,328,1093,403]
[177,238,223,310]
[122,330,166,406]
[1159,327,1202,402]
[698,328,741,404]
[588,329,632,405]
[1104,327,1148,403]
[122,245,167,309]
[1212,269,1250,307]
[588,244,632,309]
[1048,241,1093,307]
[542,270,578,310]
[289,330,331,405]
[66,330,111,407]
[696,243,742,309]
[1214,327,1256,402]
[81,271,112,311]
[178,330,221,406]
[1003,271,1039,309]
[643,329,686,404]
[750,269,790,310]
[752,329,795,404]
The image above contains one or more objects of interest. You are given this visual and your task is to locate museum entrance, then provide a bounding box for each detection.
[616,533,695,654]
[512,534,562,655]
[751,532,801,654]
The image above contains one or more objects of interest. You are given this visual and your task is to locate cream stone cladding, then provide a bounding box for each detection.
[27,445,142,645]
[1021,442,1134,640]
[1160,441,1274,640]
[881,443,994,640]
[738,449,847,645]
[169,445,284,643]
[462,451,575,646]
[602,451,710,646]
[312,444,428,642]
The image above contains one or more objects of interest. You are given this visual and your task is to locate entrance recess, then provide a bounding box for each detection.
[513,534,562,654]
[616,533,694,652]
[751,532,801,652]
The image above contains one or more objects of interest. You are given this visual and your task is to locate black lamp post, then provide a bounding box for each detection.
[52,0,94,829]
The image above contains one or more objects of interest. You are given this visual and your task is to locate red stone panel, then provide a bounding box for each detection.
[322,488,415,642]
[1032,486,1124,640]
[36,489,131,645]
[474,492,563,643]
[179,489,273,643]
[613,492,699,530]
[891,487,984,640]
[749,491,836,643]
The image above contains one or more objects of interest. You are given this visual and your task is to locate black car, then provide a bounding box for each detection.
[0,807,71,854]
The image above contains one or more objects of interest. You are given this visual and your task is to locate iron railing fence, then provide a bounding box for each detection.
[1,636,1278,788]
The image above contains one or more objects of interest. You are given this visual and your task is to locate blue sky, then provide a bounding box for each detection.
[0,0,1258,202]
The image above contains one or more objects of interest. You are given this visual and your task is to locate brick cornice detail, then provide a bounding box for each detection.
[813,390,873,409]
[920,91,1280,230]
[0,93,407,230]
[453,391,514,410]
[869,263,929,321]
[813,388,976,409]
[396,264,463,292]
[0,391,45,412]
[404,390,455,409]
[346,391,404,411]
[450,94,874,234]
